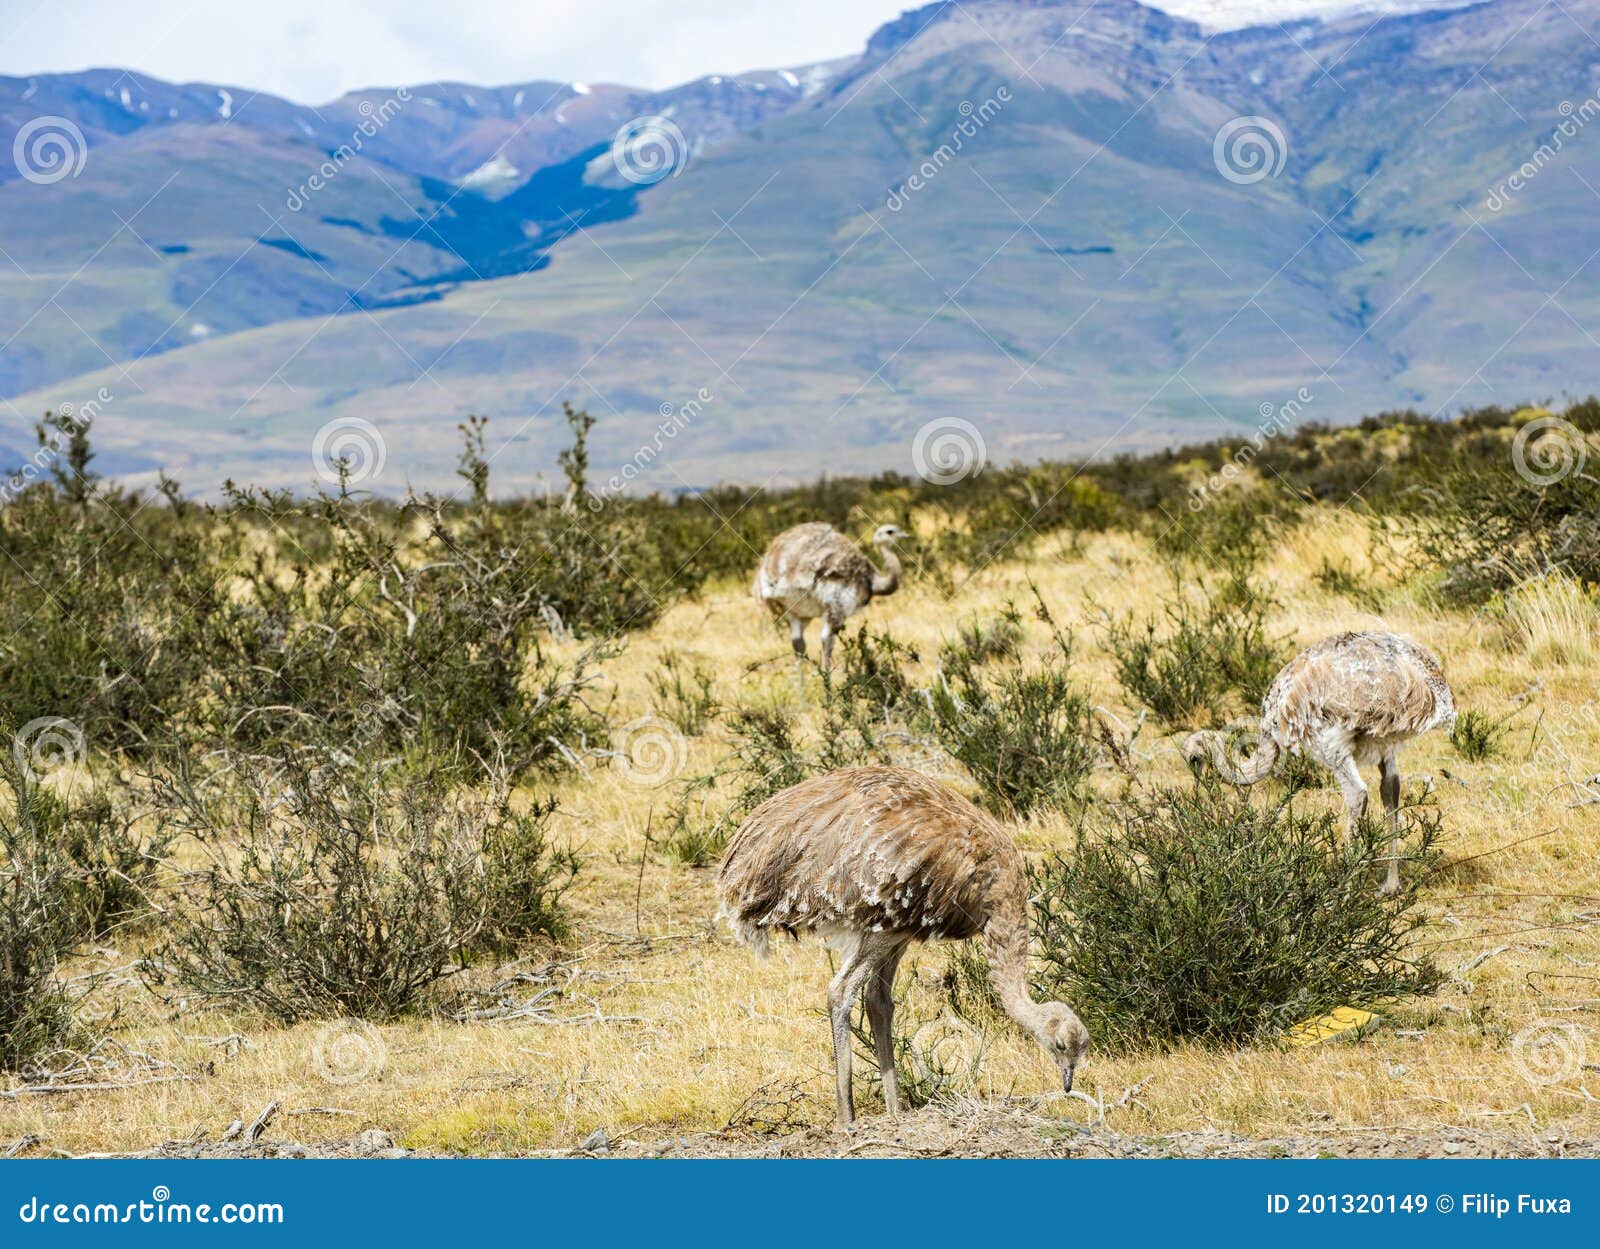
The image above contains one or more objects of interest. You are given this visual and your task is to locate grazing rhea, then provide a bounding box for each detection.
[1182,631,1456,895]
[753,522,905,669]
[716,766,1089,1127]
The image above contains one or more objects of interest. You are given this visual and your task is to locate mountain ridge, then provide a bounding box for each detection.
[2,0,1591,495]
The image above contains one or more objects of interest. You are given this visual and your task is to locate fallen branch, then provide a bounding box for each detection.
[245,1101,279,1143]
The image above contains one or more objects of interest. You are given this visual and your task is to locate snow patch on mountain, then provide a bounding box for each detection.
[799,64,833,97]
[459,155,520,193]
[1154,0,1480,29]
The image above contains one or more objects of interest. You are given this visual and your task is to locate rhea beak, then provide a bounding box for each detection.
[1063,1066,1075,1094]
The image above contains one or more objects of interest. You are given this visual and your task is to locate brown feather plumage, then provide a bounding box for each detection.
[717,766,1021,948]
[753,523,876,608]
[716,766,1088,1125]
[1182,630,1457,895]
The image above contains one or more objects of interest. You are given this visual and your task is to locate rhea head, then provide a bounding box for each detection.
[1180,730,1216,777]
[1032,1001,1090,1092]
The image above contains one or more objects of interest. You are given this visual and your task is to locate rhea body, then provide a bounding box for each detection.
[753,522,904,669]
[716,766,1089,1126]
[1183,631,1456,893]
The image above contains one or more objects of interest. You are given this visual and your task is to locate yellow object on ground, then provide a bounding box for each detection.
[1285,1006,1379,1047]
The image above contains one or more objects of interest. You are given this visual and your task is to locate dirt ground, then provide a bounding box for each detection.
[21,1102,1594,1160]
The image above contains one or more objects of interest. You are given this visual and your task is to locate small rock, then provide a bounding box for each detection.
[357,1129,395,1152]
[279,1144,308,1159]
[1443,1141,1461,1155]
[580,1128,609,1153]
[220,1120,244,1142]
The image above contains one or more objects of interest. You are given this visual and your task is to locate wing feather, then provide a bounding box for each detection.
[1262,631,1454,748]
[717,767,1015,943]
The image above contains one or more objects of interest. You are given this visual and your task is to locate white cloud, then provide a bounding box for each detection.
[0,0,916,102]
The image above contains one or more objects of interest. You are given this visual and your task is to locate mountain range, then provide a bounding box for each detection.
[1,0,1595,495]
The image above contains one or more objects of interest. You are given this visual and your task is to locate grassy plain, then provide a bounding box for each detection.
[7,503,1597,1158]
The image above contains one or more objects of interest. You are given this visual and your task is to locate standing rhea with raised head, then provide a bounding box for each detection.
[753,522,905,669]
[717,765,1089,1127]
[1183,631,1456,894]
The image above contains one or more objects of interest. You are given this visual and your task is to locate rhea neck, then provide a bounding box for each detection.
[870,539,901,597]
[980,877,1052,1042]
[1201,729,1278,785]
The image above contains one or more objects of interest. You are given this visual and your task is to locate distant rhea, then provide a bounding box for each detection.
[716,766,1089,1127]
[753,522,905,669]
[1183,631,1456,894]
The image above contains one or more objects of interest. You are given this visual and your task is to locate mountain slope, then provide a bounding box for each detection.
[0,62,833,397]
[4,0,1594,493]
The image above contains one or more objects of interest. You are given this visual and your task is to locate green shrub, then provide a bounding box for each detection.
[478,794,580,952]
[834,627,922,719]
[922,601,1095,816]
[1408,405,1600,603]
[0,417,617,780]
[0,481,216,761]
[938,604,1024,671]
[203,481,617,777]
[656,792,728,869]
[1153,487,1299,573]
[42,785,169,938]
[647,650,719,736]
[1030,785,1444,1051]
[1312,557,1385,611]
[1100,571,1287,726]
[1275,749,1328,794]
[148,752,577,1021]
[1450,708,1507,762]
[0,764,89,1071]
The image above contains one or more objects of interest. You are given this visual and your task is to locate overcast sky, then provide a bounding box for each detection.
[0,0,919,101]
[0,0,1465,102]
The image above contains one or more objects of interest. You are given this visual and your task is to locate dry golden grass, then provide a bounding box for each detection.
[1498,571,1599,668]
[7,508,1599,1157]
